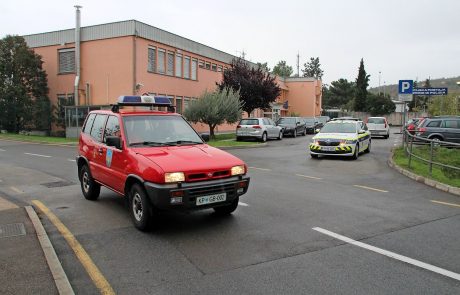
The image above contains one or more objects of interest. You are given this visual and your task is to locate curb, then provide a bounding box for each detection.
[387,148,460,197]
[0,137,77,148]
[216,143,268,150]
[25,206,75,295]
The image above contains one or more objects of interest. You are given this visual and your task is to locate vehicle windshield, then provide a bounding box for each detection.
[320,122,357,133]
[303,118,315,124]
[123,115,203,146]
[240,119,259,125]
[278,118,296,124]
[367,118,385,124]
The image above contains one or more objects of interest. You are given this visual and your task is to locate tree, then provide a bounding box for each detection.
[366,93,396,115]
[326,79,355,110]
[353,58,370,112]
[256,62,270,73]
[272,60,293,78]
[0,35,51,132]
[217,58,281,116]
[427,94,459,116]
[302,57,324,80]
[183,88,243,139]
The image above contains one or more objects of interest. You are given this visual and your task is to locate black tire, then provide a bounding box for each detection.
[278,131,283,140]
[384,133,389,139]
[236,136,242,141]
[364,141,371,153]
[213,197,239,215]
[260,132,267,142]
[302,128,307,136]
[430,136,443,142]
[352,144,359,160]
[129,183,153,231]
[293,130,297,138]
[311,154,319,159]
[79,165,100,200]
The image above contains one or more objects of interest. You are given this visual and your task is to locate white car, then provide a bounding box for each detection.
[367,117,390,139]
[236,118,283,142]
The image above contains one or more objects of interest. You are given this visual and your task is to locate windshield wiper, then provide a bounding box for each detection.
[163,140,203,146]
[129,141,168,147]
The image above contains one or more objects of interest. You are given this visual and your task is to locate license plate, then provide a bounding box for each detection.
[321,146,336,151]
[196,193,227,206]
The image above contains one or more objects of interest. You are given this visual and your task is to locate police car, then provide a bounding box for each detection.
[309,119,371,159]
[77,95,250,231]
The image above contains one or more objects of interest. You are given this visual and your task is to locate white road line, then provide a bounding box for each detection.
[68,159,76,162]
[353,184,388,193]
[238,202,249,207]
[431,200,460,208]
[296,174,323,180]
[9,186,22,194]
[24,152,51,158]
[248,166,271,171]
[313,227,460,282]
[0,148,5,152]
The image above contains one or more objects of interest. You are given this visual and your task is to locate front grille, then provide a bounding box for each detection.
[186,170,231,182]
[318,140,340,146]
[188,183,236,197]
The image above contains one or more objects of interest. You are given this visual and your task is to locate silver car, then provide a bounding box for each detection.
[236,118,284,142]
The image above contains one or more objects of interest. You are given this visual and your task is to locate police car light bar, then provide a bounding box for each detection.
[112,95,175,112]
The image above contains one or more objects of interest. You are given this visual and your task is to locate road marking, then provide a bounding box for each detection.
[296,174,323,180]
[353,185,388,193]
[248,166,271,171]
[238,202,249,207]
[9,186,22,194]
[0,148,5,151]
[24,152,51,158]
[32,200,115,295]
[431,200,460,208]
[0,196,19,211]
[68,159,76,162]
[313,227,460,282]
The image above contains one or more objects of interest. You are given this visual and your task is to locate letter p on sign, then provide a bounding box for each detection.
[399,80,413,94]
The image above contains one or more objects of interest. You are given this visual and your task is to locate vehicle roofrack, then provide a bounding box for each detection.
[111,95,175,113]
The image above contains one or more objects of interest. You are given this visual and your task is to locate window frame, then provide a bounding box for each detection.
[58,48,76,74]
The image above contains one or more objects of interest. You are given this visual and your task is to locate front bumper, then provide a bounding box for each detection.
[309,143,355,156]
[282,128,296,135]
[144,176,250,211]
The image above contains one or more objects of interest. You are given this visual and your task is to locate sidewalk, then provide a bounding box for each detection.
[0,196,58,294]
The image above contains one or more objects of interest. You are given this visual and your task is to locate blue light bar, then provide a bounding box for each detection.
[112,95,174,112]
[118,96,142,103]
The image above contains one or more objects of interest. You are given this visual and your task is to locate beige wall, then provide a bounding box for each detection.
[284,80,322,117]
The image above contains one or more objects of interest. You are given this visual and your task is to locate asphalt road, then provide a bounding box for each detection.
[0,128,459,294]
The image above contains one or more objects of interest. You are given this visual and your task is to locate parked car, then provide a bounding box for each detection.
[236,117,283,142]
[302,117,323,134]
[404,117,425,134]
[366,117,390,138]
[316,116,331,126]
[77,95,250,231]
[415,116,460,143]
[277,117,307,137]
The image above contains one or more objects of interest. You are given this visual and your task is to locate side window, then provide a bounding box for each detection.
[83,114,96,134]
[443,120,458,128]
[104,116,121,144]
[263,118,270,125]
[268,118,275,126]
[427,120,441,127]
[90,114,108,142]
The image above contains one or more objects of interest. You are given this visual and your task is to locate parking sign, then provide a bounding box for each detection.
[398,80,413,94]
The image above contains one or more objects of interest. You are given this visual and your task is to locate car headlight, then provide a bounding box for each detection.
[345,139,357,144]
[231,165,245,176]
[165,172,185,183]
[311,138,319,145]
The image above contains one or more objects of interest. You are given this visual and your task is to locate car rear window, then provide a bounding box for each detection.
[240,119,259,125]
[443,120,459,128]
[278,118,296,124]
[367,118,385,124]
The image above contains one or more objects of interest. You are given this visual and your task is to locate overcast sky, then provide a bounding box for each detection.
[1,0,459,87]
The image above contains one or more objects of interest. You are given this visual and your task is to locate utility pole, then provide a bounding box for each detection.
[296,52,300,77]
[378,71,381,94]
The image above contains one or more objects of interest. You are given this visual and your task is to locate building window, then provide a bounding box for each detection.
[211,64,217,71]
[175,53,182,78]
[184,56,190,79]
[217,65,223,72]
[58,48,75,73]
[205,62,211,70]
[198,60,204,68]
[157,49,165,74]
[184,97,190,111]
[176,96,183,114]
[148,47,156,72]
[191,59,197,80]
[167,52,174,76]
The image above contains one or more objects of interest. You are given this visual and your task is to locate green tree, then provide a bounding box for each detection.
[256,62,271,73]
[366,93,396,115]
[272,60,293,78]
[327,79,355,110]
[217,58,281,116]
[183,88,243,139]
[0,35,51,132]
[427,94,459,116]
[353,58,370,112]
[302,57,324,80]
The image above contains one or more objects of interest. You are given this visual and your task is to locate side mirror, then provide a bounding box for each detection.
[358,130,366,134]
[106,136,122,150]
[200,133,210,142]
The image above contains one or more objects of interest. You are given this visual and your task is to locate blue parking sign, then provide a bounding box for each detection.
[398,80,413,94]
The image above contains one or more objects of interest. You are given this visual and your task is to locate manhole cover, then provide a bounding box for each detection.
[41,181,74,188]
[0,223,26,238]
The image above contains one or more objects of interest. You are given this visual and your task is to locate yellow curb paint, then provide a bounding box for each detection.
[296,174,323,180]
[32,200,115,295]
[353,185,388,193]
[431,200,460,208]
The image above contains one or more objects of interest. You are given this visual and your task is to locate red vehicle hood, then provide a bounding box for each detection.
[132,144,245,173]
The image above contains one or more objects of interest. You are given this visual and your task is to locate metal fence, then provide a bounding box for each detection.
[402,130,460,176]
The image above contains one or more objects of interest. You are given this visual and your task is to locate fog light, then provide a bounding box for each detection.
[238,181,247,188]
[170,197,183,204]
[237,188,244,194]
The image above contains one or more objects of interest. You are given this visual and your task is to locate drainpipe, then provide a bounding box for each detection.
[74,5,82,106]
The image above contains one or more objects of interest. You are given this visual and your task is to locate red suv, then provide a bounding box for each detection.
[77,95,250,231]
